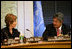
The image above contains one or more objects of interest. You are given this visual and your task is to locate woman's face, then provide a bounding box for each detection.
[10,20,17,28]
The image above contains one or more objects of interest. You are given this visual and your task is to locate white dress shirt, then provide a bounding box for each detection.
[56,25,62,34]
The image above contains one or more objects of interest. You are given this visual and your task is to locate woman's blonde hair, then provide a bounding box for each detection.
[5,14,17,27]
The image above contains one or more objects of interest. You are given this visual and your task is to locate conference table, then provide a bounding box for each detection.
[1,37,71,48]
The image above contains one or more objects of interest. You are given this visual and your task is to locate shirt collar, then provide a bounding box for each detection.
[59,25,62,30]
[56,25,62,31]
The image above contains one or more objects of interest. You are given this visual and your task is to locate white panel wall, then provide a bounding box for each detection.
[17,1,25,36]
[17,1,34,38]
[24,1,34,38]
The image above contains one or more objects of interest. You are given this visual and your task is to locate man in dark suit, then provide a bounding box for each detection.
[42,12,70,41]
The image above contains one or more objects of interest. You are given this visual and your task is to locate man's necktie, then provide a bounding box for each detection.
[57,28,59,36]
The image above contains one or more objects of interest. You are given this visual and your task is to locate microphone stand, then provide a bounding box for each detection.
[26,29,33,37]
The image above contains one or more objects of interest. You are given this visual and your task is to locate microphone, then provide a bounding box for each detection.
[26,29,30,31]
[26,29,33,37]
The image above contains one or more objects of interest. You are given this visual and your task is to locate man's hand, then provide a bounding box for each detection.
[57,34,63,36]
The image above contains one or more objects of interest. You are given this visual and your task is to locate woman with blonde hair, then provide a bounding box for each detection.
[1,14,20,44]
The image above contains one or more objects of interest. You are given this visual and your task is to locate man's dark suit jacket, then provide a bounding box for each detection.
[1,27,20,43]
[42,23,70,41]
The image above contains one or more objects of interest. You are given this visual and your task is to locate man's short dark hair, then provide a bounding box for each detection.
[53,12,64,22]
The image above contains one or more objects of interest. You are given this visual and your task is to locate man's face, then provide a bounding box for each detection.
[53,17,62,28]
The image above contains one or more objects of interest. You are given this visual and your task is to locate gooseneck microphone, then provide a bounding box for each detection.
[26,29,30,31]
[26,29,33,37]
